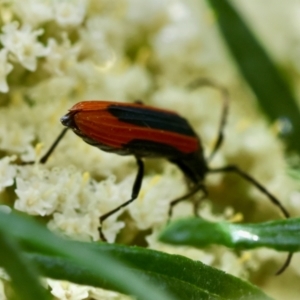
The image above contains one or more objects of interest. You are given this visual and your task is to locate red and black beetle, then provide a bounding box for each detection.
[35,79,291,273]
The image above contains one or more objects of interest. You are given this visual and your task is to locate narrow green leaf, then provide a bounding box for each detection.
[0,229,51,300]
[206,0,300,152]
[26,242,272,300]
[0,211,175,300]
[0,211,272,300]
[159,217,300,252]
[26,253,217,300]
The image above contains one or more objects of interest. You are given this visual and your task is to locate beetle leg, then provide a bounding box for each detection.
[99,157,144,241]
[192,185,208,216]
[187,78,229,163]
[208,165,289,218]
[168,182,206,220]
[208,164,292,275]
[275,252,293,275]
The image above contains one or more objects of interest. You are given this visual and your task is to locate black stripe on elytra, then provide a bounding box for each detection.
[123,139,187,158]
[108,105,197,137]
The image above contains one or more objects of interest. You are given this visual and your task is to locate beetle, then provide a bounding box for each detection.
[33,78,291,274]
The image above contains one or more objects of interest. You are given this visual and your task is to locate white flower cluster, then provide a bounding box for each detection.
[0,0,88,93]
[0,0,299,299]
[0,156,16,192]
[14,164,128,242]
[0,279,6,300]
[0,22,49,92]
[0,48,13,93]
[12,0,87,28]
[1,22,49,71]
[47,279,132,300]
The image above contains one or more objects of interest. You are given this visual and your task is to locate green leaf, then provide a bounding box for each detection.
[0,211,272,300]
[26,242,272,300]
[25,253,215,300]
[0,211,175,300]
[206,0,300,152]
[0,229,51,300]
[159,217,300,252]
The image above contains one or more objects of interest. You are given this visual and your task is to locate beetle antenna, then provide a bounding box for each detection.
[39,128,69,163]
[22,128,69,165]
[187,78,229,162]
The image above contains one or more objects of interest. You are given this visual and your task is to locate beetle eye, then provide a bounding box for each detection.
[61,112,76,128]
